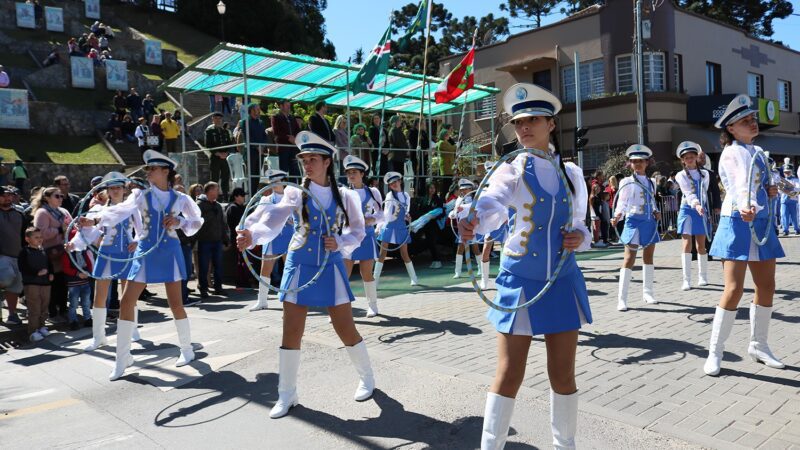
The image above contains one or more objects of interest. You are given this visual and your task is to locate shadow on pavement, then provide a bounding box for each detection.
[579,331,741,366]
[355,314,483,344]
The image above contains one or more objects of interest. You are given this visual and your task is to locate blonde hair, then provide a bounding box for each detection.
[30,187,60,216]
[333,115,346,130]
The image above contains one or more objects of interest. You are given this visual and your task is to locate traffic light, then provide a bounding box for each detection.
[575,127,589,151]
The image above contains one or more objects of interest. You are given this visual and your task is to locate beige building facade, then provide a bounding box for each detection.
[440,0,800,171]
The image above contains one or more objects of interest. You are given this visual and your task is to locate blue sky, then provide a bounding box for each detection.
[324,0,800,62]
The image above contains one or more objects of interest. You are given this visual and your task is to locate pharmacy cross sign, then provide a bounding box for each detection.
[732,45,776,69]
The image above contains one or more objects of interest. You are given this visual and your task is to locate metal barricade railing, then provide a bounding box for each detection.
[657,195,679,239]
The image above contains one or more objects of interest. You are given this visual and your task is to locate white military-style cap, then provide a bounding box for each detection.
[384,171,402,184]
[503,83,562,122]
[714,94,757,129]
[676,141,701,159]
[101,171,127,187]
[143,149,178,170]
[458,178,475,189]
[625,144,653,160]
[259,169,288,184]
[296,131,335,157]
[343,155,369,172]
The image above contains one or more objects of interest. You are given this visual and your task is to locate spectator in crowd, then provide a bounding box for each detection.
[417,182,444,268]
[106,112,123,144]
[149,111,164,152]
[196,182,229,298]
[271,99,299,178]
[188,183,203,201]
[388,115,409,173]
[42,47,61,67]
[605,175,618,209]
[0,65,10,88]
[61,228,93,330]
[31,187,71,322]
[333,114,349,152]
[173,110,184,132]
[142,93,156,123]
[172,183,198,306]
[309,101,335,143]
[126,88,143,122]
[67,38,82,56]
[91,21,101,35]
[0,186,24,325]
[435,127,456,176]
[53,175,80,216]
[238,103,269,192]
[350,123,373,165]
[112,90,127,117]
[0,156,7,186]
[99,35,110,52]
[33,0,43,28]
[224,188,249,288]
[11,160,29,195]
[205,112,233,196]
[134,117,150,155]
[87,33,99,50]
[160,111,181,153]
[120,114,137,143]
[104,25,115,40]
[591,169,605,190]
[369,114,387,174]
[407,118,429,193]
[19,226,52,341]
[88,48,102,67]
[77,33,89,53]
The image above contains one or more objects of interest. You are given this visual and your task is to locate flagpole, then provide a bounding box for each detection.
[415,0,433,190]
[375,11,393,183]
[455,29,478,173]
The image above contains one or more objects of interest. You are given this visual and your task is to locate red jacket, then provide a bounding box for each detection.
[62,229,94,283]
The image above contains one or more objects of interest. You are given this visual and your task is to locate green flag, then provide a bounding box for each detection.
[351,24,392,95]
[397,0,429,52]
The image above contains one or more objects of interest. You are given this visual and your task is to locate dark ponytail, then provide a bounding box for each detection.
[720,129,735,147]
[549,122,576,195]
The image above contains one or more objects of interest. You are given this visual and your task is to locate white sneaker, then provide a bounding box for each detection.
[30,331,44,342]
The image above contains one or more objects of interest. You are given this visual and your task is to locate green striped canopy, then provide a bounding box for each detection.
[159,43,499,116]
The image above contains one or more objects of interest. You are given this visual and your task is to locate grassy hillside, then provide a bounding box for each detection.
[0,134,115,164]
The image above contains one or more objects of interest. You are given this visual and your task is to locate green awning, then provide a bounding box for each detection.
[159,43,499,116]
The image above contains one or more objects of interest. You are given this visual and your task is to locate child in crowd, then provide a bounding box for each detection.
[18,227,53,342]
[61,228,94,330]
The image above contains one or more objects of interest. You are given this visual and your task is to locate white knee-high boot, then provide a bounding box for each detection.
[364,281,378,317]
[250,276,270,311]
[404,261,418,286]
[617,268,631,311]
[480,260,491,290]
[109,319,135,381]
[174,318,195,367]
[270,348,300,418]
[131,307,141,342]
[703,306,736,376]
[373,261,384,285]
[480,392,515,450]
[475,255,483,276]
[551,390,578,450]
[84,307,107,351]
[345,341,375,401]
[642,264,658,304]
[681,253,692,291]
[697,254,709,286]
[454,254,463,278]
[748,304,785,369]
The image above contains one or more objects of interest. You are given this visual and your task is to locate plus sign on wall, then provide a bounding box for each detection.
[732,44,777,68]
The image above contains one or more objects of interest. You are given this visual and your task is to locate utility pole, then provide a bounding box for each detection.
[634,0,649,145]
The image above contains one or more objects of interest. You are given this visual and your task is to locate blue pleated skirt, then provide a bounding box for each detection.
[379,223,409,245]
[710,215,784,261]
[278,253,355,307]
[127,238,186,283]
[620,214,660,247]
[676,205,708,236]
[92,248,131,279]
[350,228,378,260]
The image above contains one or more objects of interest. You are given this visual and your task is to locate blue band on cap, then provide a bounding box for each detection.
[345,163,367,171]
[386,175,401,183]
[628,152,651,158]
[147,158,174,168]
[300,143,333,155]
[721,105,752,127]
[511,100,554,115]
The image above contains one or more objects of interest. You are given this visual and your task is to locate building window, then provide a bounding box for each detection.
[562,59,605,103]
[474,82,496,120]
[615,52,665,93]
[673,53,683,93]
[706,62,721,95]
[778,80,792,112]
[533,69,552,91]
[747,72,763,98]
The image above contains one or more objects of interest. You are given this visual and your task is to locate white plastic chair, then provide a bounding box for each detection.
[227,153,247,192]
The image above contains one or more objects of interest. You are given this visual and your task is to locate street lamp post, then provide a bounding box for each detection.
[216,1,226,41]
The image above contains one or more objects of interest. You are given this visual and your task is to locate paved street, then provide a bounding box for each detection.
[1,237,798,449]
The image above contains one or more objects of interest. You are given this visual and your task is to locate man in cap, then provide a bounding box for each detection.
[205,112,233,196]
[0,185,24,325]
[237,102,269,195]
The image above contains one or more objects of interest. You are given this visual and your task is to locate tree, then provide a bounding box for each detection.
[351,47,365,65]
[174,0,336,59]
[677,0,793,38]
[500,0,561,28]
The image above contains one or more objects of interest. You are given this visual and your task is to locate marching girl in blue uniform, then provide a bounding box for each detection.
[236,131,375,419]
[373,172,419,286]
[342,155,385,317]
[779,159,799,235]
[80,151,204,381]
[612,145,662,311]
[674,141,711,291]
[68,172,143,352]
[246,169,293,311]
[459,83,591,450]
[449,178,482,279]
[704,95,785,376]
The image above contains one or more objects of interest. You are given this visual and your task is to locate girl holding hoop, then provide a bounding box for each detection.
[449,178,481,279]
[612,145,662,311]
[68,172,142,351]
[373,172,419,286]
[80,151,204,380]
[236,131,376,419]
[459,83,591,450]
[342,155,384,317]
[674,142,711,291]
[246,169,292,312]
[703,94,785,376]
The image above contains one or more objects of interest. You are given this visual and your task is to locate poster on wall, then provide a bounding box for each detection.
[144,40,163,66]
[15,2,35,29]
[45,7,64,32]
[105,60,128,91]
[70,56,95,88]
[0,89,30,129]
[85,0,100,20]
